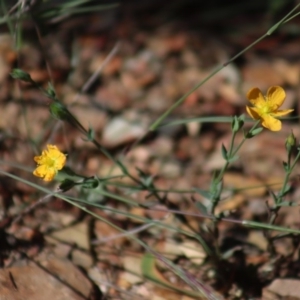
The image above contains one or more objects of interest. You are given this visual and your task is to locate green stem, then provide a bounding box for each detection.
[209,120,260,215]
[149,6,300,131]
[269,149,300,226]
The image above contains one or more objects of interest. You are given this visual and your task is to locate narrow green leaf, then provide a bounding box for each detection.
[193,188,212,199]
[141,253,222,299]
[242,220,300,234]
[221,144,228,160]
[276,201,297,207]
[227,155,239,163]
[195,202,208,214]
[282,161,289,172]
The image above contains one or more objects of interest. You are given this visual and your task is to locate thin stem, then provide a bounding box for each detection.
[148,6,300,132]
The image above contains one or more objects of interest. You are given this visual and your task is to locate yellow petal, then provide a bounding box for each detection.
[47,145,60,156]
[267,86,286,110]
[43,169,56,181]
[55,155,66,169]
[47,145,58,150]
[271,109,294,117]
[34,155,42,163]
[246,106,261,120]
[34,154,49,164]
[247,88,265,107]
[261,114,281,131]
[33,165,48,178]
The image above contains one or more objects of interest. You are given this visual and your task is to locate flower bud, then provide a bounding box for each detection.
[286,131,296,152]
[49,100,87,134]
[10,69,33,83]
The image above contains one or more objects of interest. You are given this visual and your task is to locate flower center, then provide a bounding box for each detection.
[260,106,270,115]
[46,157,56,168]
[258,97,272,116]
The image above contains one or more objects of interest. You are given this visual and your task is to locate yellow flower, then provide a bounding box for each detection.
[246,86,293,131]
[33,145,66,182]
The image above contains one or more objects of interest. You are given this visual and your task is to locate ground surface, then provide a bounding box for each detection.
[1,1,300,299]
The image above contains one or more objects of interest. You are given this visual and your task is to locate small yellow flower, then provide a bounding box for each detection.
[246,86,293,131]
[33,145,66,182]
